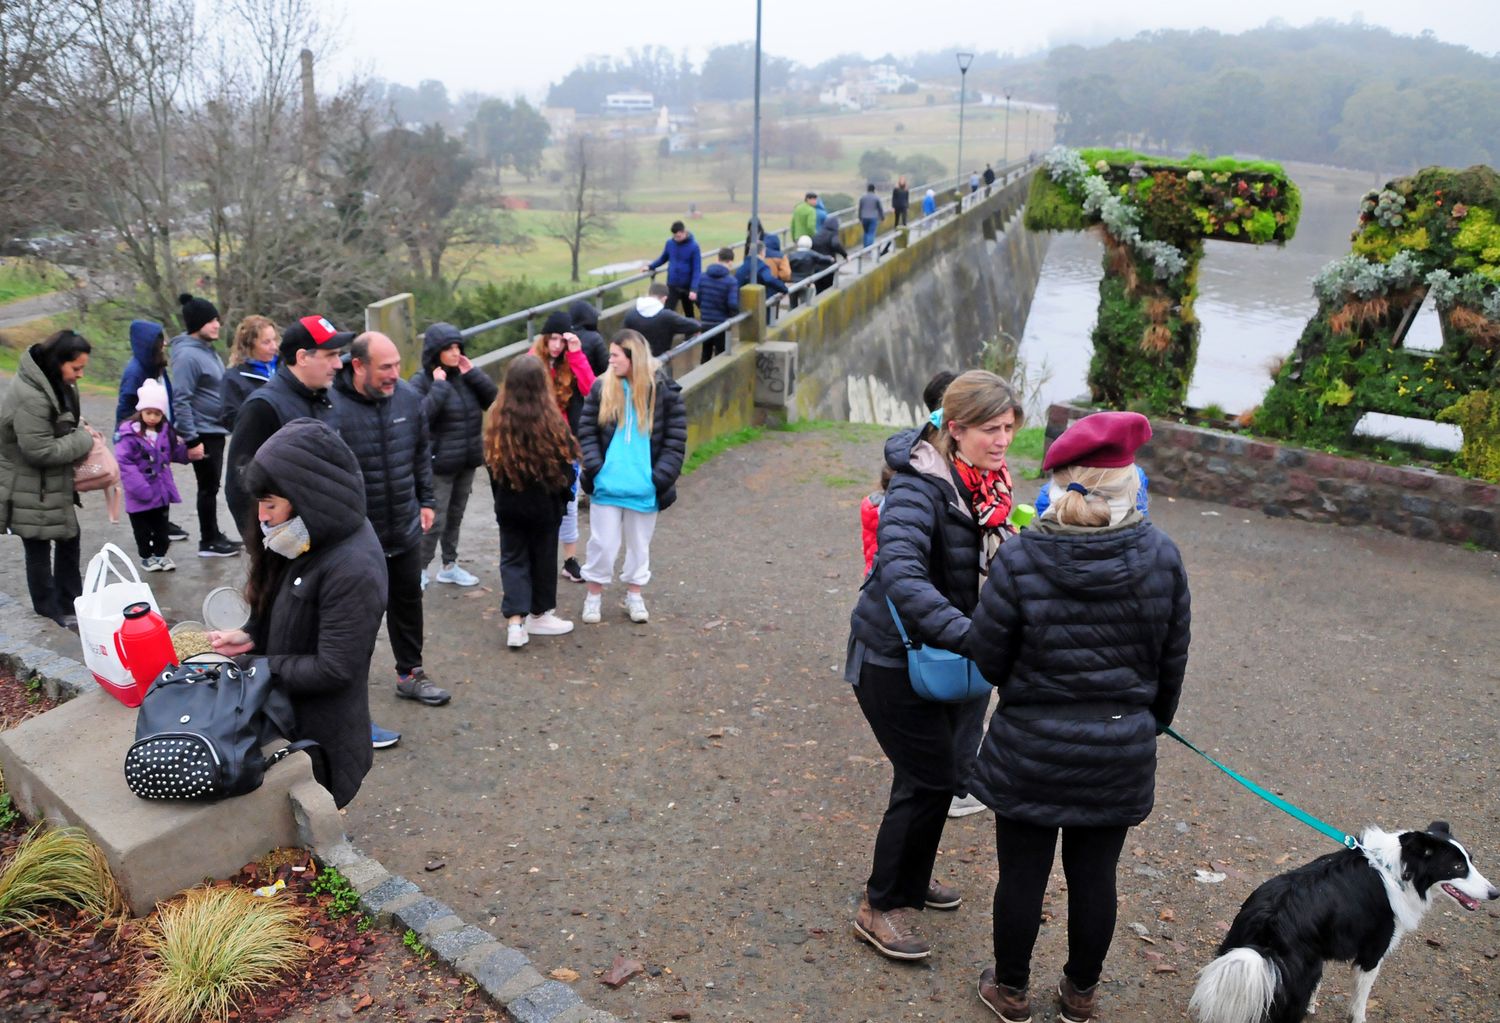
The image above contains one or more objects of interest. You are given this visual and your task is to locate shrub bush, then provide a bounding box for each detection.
[0,824,122,932]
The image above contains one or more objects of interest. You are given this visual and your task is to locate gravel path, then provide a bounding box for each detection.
[10,392,1499,1022]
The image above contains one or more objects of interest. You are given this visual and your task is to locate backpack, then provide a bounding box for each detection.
[123,656,321,801]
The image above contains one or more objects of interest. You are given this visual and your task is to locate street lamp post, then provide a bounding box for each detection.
[747,0,763,273]
[1023,107,1030,161]
[955,52,974,206]
[1003,91,1012,168]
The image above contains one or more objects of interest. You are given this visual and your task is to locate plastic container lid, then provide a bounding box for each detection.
[202,587,250,631]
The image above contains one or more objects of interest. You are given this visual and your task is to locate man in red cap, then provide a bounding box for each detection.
[224,315,353,534]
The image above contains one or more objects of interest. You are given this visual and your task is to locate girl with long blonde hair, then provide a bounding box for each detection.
[483,354,581,649]
[576,330,687,625]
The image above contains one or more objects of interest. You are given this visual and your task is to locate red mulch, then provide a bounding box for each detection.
[0,669,510,1022]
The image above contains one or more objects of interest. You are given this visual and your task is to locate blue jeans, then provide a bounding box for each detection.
[861,217,878,249]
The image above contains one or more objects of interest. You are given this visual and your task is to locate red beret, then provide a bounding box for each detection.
[1043,411,1152,471]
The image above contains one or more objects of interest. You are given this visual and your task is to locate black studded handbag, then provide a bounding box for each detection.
[123,656,322,801]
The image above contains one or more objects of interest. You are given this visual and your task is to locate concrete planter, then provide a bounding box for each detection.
[1045,403,1500,551]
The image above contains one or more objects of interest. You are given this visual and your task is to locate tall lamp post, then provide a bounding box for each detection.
[746,0,763,272]
[955,52,974,203]
[1003,91,1012,167]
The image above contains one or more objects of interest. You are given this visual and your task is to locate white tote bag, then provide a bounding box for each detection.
[73,542,159,695]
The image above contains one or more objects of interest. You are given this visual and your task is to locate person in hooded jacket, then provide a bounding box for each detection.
[220,315,279,431]
[529,309,596,583]
[622,282,701,358]
[566,300,610,376]
[788,236,836,303]
[115,378,188,572]
[734,243,790,315]
[411,322,498,589]
[962,411,1190,1023]
[0,330,95,627]
[695,247,740,363]
[206,418,385,810]
[921,189,937,217]
[577,330,686,627]
[812,215,849,262]
[844,370,1024,964]
[115,317,188,542]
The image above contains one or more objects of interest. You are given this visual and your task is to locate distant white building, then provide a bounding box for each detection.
[603,91,654,113]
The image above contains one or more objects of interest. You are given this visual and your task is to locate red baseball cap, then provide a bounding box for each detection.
[280,315,355,354]
[1043,411,1152,471]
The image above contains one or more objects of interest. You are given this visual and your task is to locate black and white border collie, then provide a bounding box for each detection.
[1190,822,1497,1023]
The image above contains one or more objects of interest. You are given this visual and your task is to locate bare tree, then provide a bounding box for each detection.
[598,137,640,212]
[715,145,750,203]
[544,133,615,283]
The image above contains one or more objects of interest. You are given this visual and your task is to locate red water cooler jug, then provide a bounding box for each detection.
[112,602,175,707]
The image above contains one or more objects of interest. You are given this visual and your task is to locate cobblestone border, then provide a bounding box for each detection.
[1046,403,1500,551]
[0,597,620,1023]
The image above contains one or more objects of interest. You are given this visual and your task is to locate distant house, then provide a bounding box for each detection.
[603,91,654,113]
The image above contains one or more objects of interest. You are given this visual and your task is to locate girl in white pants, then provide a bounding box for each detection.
[577,330,687,624]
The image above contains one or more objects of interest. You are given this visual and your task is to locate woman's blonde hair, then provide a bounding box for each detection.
[935,370,1024,461]
[597,330,657,435]
[1049,465,1140,527]
[229,315,277,366]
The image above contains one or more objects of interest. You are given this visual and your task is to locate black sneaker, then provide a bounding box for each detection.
[561,557,584,583]
[165,522,189,541]
[198,538,239,558]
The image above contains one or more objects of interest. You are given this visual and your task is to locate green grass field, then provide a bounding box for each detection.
[0,259,69,306]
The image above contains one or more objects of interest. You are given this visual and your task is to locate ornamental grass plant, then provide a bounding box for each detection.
[0,823,124,931]
[129,885,309,1023]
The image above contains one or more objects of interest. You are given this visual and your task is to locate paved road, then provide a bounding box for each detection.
[10,391,1500,1022]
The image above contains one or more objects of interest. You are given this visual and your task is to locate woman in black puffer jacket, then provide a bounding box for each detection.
[962,411,1190,1023]
[845,370,1023,964]
[410,322,498,587]
[207,418,386,809]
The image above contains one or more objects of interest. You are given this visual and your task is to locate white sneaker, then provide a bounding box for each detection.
[625,591,649,623]
[141,556,163,572]
[436,562,479,587]
[158,556,176,572]
[948,794,986,818]
[506,620,527,648]
[581,593,602,624]
[525,611,575,636]
[420,570,428,591]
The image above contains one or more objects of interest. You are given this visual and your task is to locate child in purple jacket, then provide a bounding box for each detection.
[114,378,189,571]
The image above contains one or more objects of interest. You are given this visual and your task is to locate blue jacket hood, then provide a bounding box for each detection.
[129,320,165,367]
[702,263,732,280]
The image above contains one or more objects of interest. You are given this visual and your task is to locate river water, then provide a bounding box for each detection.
[1018,162,1378,419]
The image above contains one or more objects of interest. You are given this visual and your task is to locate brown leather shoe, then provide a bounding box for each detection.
[978,967,1032,1022]
[925,879,962,910]
[852,898,930,960]
[1058,975,1099,1023]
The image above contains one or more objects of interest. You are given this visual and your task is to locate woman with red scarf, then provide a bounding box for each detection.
[530,310,597,581]
[843,370,1022,962]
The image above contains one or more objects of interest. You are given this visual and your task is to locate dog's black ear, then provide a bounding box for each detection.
[1429,821,1452,836]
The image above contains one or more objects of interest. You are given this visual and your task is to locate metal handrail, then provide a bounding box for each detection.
[658,310,752,375]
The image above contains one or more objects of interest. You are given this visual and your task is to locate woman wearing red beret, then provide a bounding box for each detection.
[963,410,1190,1023]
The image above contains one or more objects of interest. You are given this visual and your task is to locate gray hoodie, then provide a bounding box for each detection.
[168,332,228,442]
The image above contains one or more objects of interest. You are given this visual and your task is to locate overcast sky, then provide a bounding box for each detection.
[315,0,1498,99]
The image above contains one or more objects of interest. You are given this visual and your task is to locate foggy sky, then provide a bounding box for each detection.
[316,0,1497,98]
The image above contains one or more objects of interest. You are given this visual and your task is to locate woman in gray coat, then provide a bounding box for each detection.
[0,331,95,626]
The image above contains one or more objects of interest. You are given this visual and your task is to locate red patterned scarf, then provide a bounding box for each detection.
[952,454,1013,531]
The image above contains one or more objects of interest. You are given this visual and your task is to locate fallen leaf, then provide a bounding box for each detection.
[307,934,327,951]
[1153,963,1179,974]
[600,954,644,988]
[352,994,373,1012]
[550,967,581,982]
[1158,908,1175,922]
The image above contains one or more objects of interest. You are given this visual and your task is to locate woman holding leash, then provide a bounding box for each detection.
[843,369,1023,962]
[964,411,1190,1023]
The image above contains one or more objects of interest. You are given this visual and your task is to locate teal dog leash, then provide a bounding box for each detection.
[1164,726,1361,851]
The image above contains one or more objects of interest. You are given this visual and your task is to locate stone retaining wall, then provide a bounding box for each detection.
[1046,403,1500,551]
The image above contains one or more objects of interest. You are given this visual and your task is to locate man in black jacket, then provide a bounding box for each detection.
[332,332,450,730]
[623,282,701,358]
[224,314,351,534]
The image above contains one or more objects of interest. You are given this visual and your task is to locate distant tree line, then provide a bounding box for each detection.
[1047,23,1500,173]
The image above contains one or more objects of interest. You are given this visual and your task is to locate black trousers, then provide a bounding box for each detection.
[22,534,82,622]
[666,284,697,319]
[853,658,985,910]
[384,542,424,676]
[499,518,560,618]
[953,694,988,798]
[128,506,171,559]
[699,328,727,364]
[191,433,227,544]
[992,817,1129,990]
[893,207,908,227]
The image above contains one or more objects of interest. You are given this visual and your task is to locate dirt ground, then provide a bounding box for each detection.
[5,394,1499,1022]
